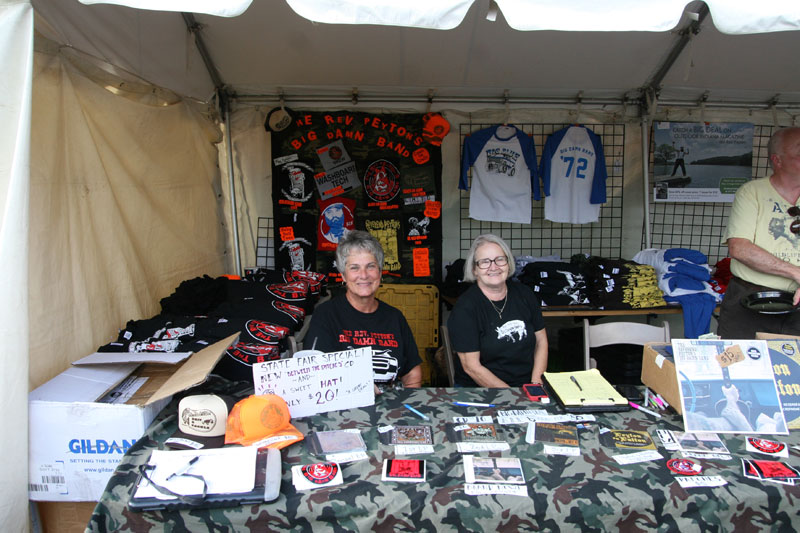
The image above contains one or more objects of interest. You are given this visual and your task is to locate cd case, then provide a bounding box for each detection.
[378,425,434,446]
[306,429,367,456]
[445,422,502,443]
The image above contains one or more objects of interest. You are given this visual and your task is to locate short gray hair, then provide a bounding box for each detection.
[768,127,800,170]
[335,230,384,272]
[462,233,515,283]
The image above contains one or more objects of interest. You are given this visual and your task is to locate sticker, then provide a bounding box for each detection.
[292,462,344,491]
[364,160,401,203]
[747,437,788,457]
[279,227,296,241]
[424,200,441,219]
[717,345,745,367]
[301,462,339,485]
[413,248,431,277]
[412,147,430,165]
[667,458,702,475]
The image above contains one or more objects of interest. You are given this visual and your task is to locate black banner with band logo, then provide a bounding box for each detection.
[270,111,443,284]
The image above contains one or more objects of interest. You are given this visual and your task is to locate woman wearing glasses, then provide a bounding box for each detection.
[447,234,548,387]
[305,230,422,393]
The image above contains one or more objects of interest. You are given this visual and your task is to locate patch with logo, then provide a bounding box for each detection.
[292,462,344,491]
[245,320,290,344]
[667,458,702,476]
[302,462,339,484]
[181,407,218,434]
[747,437,787,456]
[364,160,401,203]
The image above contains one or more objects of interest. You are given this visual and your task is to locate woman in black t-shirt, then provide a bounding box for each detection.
[447,234,548,387]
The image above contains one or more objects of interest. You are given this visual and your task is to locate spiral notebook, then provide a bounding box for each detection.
[543,369,630,413]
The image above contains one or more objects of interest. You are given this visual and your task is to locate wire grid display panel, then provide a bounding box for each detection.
[458,123,625,260]
[645,124,775,266]
[255,216,274,268]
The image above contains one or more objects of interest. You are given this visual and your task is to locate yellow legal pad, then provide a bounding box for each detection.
[542,369,630,413]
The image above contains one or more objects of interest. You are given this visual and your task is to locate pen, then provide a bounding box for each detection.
[167,456,199,480]
[452,401,496,408]
[651,395,665,409]
[629,401,662,419]
[403,403,429,421]
[570,375,583,391]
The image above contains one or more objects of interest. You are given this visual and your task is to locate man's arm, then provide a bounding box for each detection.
[728,237,800,304]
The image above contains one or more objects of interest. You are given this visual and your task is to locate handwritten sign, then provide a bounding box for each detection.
[252,347,375,418]
[717,345,745,368]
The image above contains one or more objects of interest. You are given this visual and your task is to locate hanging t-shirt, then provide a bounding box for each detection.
[460,125,539,224]
[539,125,607,224]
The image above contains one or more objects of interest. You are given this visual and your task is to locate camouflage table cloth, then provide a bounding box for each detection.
[88,386,800,532]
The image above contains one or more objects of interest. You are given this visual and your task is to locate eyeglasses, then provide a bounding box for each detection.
[789,206,800,234]
[475,256,508,269]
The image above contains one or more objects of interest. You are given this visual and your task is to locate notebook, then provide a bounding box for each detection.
[543,369,630,413]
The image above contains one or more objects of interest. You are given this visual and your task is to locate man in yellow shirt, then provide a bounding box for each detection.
[719,127,800,338]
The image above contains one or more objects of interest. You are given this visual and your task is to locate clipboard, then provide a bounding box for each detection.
[128,447,281,512]
[543,370,630,414]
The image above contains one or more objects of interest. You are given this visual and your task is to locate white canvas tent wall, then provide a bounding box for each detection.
[4,1,800,530]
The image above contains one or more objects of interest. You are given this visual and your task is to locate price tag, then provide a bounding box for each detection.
[717,345,745,367]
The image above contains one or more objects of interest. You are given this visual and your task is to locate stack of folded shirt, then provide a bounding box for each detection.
[582,256,666,310]
[516,261,589,306]
[633,248,722,338]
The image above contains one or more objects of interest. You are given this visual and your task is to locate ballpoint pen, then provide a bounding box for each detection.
[167,456,199,480]
[403,403,429,421]
[570,375,583,391]
[452,401,496,408]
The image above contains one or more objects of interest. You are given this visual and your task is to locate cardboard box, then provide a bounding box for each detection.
[28,333,237,502]
[36,501,98,533]
[640,342,682,414]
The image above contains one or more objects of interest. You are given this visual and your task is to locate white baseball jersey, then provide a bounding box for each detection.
[460,125,539,224]
[540,126,607,224]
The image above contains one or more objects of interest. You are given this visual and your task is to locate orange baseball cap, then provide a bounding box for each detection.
[225,394,304,449]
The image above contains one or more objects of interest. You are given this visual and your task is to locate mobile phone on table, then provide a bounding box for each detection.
[523,383,548,401]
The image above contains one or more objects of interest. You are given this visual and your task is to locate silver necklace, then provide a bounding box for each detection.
[488,293,508,319]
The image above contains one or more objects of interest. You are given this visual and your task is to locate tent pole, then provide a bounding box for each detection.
[641,115,651,249]
[223,101,243,276]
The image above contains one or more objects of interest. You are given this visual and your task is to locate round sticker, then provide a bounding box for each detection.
[301,462,339,485]
[412,147,430,165]
[666,458,702,476]
[364,160,401,202]
[748,438,786,455]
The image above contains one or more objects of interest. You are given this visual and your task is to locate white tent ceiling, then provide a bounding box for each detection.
[31,0,800,110]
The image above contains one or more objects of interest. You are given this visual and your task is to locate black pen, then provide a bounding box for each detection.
[570,376,583,391]
[168,456,199,480]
